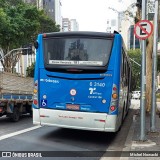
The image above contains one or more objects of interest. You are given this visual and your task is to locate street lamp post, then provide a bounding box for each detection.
[0,48,29,61]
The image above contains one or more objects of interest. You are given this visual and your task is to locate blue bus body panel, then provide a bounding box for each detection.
[39,70,113,113]
[34,34,122,115]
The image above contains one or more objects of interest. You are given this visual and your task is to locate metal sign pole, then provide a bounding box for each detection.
[140,0,147,141]
[151,0,159,132]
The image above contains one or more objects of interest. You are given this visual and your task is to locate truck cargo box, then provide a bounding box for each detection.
[0,72,33,121]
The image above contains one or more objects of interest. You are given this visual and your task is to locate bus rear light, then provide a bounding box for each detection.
[34,80,38,89]
[110,106,116,111]
[33,89,38,94]
[112,93,118,99]
[110,84,118,113]
[33,99,38,105]
[43,34,47,37]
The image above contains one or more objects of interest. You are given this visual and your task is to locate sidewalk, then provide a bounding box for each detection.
[126,101,160,160]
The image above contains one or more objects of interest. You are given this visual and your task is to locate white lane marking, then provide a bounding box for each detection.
[0,125,42,141]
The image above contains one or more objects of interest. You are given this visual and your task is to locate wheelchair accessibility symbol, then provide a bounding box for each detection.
[41,99,47,107]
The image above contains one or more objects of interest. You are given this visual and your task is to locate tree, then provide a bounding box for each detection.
[0,0,60,72]
[135,0,156,113]
[128,49,141,91]
[38,10,60,33]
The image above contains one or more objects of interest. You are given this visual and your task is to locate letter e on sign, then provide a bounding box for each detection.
[134,20,153,40]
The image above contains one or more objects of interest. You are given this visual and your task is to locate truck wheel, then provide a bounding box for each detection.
[10,107,20,122]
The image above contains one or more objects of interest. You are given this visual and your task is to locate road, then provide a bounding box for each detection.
[0,108,135,160]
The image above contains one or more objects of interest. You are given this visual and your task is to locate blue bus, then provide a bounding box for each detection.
[33,31,132,132]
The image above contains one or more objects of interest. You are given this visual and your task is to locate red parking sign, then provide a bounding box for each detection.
[134,20,153,40]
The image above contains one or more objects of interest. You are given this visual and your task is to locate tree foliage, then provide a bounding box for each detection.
[0,0,60,72]
[128,49,141,91]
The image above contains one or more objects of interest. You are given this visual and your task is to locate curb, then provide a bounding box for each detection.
[100,112,136,160]
[119,114,137,160]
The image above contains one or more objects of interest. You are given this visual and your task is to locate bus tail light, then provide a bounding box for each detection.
[33,80,39,108]
[109,84,118,113]
[110,106,116,112]
[112,93,117,99]
[33,89,38,94]
[33,99,38,105]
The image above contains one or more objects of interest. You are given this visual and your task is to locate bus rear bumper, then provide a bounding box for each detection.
[33,108,118,132]
[33,108,41,125]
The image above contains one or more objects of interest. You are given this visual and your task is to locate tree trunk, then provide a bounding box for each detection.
[1,51,21,73]
[146,33,153,113]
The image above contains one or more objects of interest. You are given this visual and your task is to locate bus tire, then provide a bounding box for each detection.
[10,107,20,122]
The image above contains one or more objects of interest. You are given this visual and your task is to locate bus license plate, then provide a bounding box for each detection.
[66,104,80,110]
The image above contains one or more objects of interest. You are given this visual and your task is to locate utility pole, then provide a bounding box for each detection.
[139,0,147,141]
[150,0,159,132]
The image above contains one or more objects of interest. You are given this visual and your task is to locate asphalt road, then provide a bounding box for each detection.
[0,109,135,160]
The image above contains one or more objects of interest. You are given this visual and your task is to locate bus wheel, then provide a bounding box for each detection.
[10,107,20,122]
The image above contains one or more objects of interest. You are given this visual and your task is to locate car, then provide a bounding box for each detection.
[132,91,141,99]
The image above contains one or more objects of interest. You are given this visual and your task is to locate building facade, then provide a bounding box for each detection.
[127,25,140,50]
[70,19,79,31]
[37,0,62,30]
[62,18,71,31]
[107,0,137,49]
[106,19,118,33]
[16,53,35,76]
[62,18,79,32]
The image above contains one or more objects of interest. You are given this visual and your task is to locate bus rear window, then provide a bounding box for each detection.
[43,37,113,68]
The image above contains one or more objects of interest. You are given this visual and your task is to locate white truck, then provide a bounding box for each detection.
[0,72,33,121]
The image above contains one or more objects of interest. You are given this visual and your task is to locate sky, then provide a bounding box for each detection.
[61,0,132,32]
